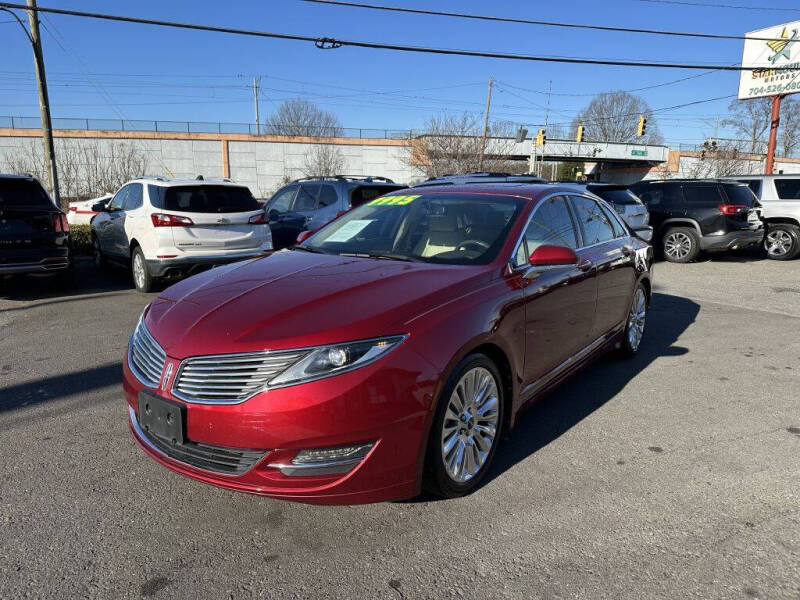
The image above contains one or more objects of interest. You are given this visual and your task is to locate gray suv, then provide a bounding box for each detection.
[265,176,405,249]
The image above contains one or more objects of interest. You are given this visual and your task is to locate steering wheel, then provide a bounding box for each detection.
[456,239,490,253]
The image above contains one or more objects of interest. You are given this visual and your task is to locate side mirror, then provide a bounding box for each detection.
[92,202,108,212]
[268,209,280,222]
[528,244,579,267]
[296,230,314,244]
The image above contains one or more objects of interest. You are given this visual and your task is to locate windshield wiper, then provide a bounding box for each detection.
[339,252,420,262]
[291,245,327,254]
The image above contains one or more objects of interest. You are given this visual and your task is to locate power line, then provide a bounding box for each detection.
[301,0,784,42]
[636,0,800,12]
[0,2,791,71]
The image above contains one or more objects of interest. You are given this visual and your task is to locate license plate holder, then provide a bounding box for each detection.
[137,391,185,444]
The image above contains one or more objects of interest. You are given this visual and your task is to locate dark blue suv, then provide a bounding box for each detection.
[264,176,405,249]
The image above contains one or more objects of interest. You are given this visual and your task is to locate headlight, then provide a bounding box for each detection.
[268,335,407,388]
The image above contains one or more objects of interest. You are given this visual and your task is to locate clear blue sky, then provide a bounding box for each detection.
[2,0,799,146]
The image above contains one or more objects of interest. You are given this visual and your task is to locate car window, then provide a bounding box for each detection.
[722,184,757,206]
[108,186,128,210]
[591,188,641,206]
[774,179,800,199]
[122,183,143,211]
[632,184,682,208]
[0,178,54,209]
[599,203,627,237]
[570,195,616,246]
[318,185,338,207]
[683,185,725,205]
[294,185,319,211]
[267,185,297,213]
[523,195,578,254]
[350,185,405,208]
[163,185,259,213]
[735,179,761,196]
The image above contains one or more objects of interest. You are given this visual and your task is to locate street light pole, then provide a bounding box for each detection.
[2,1,60,204]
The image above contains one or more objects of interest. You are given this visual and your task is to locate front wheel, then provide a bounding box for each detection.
[424,354,504,499]
[620,283,648,357]
[764,223,800,261]
[131,247,156,293]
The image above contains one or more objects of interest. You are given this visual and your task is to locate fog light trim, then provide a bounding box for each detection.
[269,443,373,477]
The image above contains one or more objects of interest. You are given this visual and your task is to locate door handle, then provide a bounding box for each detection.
[577,259,594,272]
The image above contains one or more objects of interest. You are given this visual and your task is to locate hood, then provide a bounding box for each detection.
[146,250,492,358]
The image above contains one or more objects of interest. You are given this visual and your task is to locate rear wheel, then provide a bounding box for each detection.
[424,354,504,498]
[764,223,800,261]
[620,283,648,357]
[662,227,700,263]
[131,247,156,293]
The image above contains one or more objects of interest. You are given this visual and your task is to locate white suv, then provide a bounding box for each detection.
[720,175,800,260]
[91,177,272,291]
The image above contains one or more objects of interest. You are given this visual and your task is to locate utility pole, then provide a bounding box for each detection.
[479,76,493,171]
[765,95,783,175]
[5,0,60,204]
[541,80,552,179]
[253,76,261,135]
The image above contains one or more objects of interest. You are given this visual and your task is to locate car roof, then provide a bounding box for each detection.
[129,176,246,187]
[405,183,580,201]
[413,172,547,187]
[291,175,399,186]
[718,174,799,179]
[0,173,39,180]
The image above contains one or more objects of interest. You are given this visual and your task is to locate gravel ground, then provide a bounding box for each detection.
[1,254,799,600]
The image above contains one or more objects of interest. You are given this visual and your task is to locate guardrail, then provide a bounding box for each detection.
[0,115,413,139]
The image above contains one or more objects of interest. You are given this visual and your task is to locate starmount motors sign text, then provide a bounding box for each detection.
[739,21,800,100]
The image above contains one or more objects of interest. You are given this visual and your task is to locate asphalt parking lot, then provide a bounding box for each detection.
[1,254,799,600]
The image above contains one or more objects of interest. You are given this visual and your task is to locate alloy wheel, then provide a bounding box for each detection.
[765,230,793,257]
[440,366,500,483]
[664,232,692,260]
[627,287,647,352]
[133,253,146,289]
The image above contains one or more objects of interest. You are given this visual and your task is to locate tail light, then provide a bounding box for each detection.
[718,204,747,215]
[53,213,70,232]
[151,213,194,227]
[248,212,268,224]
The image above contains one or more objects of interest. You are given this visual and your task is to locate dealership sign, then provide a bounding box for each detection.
[738,21,800,100]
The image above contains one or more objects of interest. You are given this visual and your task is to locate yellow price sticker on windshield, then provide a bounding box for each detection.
[368,194,420,206]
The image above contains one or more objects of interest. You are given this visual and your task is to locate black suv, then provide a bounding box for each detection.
[628,180,763,263]
[265,176,405,249]
[0,174,73,285]
[413,172,546,188]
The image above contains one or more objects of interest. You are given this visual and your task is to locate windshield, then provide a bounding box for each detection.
[301,193,524,265]
[591,187,642,206]
[0,178,54,209]
[152,185,259,213]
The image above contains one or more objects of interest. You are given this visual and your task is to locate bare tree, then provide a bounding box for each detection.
[780,97,800,157]
[684,140,754,178]
[722,98,771,154]
[572,91,663,144]
[403,112,524,178]
[302,144,346,177]
[266,99,343,137]
[3,138,148,205]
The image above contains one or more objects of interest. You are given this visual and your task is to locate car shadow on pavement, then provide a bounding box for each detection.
[0,361,122,413]
[0,258,134,303]
[482,291,699,490]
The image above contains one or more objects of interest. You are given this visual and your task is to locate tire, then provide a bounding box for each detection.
[620,283,648,357]
[423,354,504,499]
[662,227,700,263]
[764,223,800,261]
[131,246,156,293]
[92,236,108,270]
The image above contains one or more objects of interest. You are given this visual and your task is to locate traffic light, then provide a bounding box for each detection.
[535,128,546,146]
[637,115,647,137]
[576,124,584,143]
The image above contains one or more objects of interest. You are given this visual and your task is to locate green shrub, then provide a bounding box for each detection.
[70,224,93,255]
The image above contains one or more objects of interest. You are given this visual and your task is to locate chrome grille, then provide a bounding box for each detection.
[129,318,166,388]
[173,350,308,404]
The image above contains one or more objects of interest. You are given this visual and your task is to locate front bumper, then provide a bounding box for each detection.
[123,344,437,505]
[700,228,764,251]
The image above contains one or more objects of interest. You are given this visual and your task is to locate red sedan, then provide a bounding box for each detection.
[124,184,653,504]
